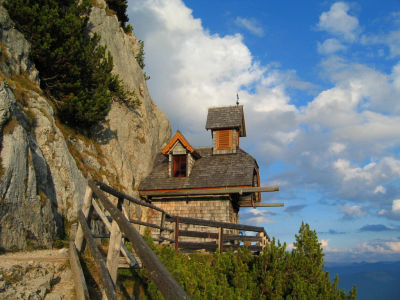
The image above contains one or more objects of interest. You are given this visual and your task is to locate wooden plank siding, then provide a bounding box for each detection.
[216,129,233,150]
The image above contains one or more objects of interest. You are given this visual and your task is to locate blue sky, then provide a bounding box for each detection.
[128,0,400,263]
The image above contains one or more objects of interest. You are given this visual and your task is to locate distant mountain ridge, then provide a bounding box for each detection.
[325,261,400,300]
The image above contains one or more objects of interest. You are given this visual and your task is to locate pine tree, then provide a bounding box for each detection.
[3,0,136,128]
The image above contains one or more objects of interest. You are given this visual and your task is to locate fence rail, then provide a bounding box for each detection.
[95,181,269,253]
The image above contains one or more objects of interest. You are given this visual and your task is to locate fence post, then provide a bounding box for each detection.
[159,212,166,243]
[75,186,93,252]
[174,216,179,251]
[106,197,124,285]
[218,227,224,252]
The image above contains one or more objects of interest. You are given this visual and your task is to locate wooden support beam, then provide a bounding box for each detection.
[129,219,173,232]
[88,180,190,300]
[238,202,284,207]
[224,235,262,242]
[75,186,93,252]
[106,197,123,285]
[174,216,179,251]
[77,211,117,300]
[176,231,264,243]
[177,241,263,252]
[96,180,166,213]
[166,215,265,233]
[153,236,175,243]
[218,227,224,252]
[92,200,139,268]
[159,212,166,244]
[69,240,90,300]
[179,230,218,239]
[140,186,279,197]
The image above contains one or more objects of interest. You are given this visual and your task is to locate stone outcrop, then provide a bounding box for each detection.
[0,83,60,250]
[0,248,74,300]
[88,2,171,189]
[0,3,171,250]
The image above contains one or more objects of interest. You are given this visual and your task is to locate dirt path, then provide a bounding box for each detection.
[0,248,76,300]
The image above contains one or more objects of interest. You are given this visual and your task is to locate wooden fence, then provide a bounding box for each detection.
[73,179,270,299]
[96,180,269,253]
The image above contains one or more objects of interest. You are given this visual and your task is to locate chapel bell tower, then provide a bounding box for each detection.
[205,105,246,155]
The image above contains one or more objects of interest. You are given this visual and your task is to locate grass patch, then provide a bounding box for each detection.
[80,253,103,299]
[105,8,116,16]
[3,116,19,135]
[38,191,47,208]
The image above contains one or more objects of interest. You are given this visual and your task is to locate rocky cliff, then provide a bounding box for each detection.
[0,2,171,251]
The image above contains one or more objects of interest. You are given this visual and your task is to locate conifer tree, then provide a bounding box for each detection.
[3,0,136,127]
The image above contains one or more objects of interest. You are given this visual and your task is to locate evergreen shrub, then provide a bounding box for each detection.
[124,223,357,299]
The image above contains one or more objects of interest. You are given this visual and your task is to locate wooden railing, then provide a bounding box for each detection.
[74,179,190,300]
[73,179,270,299]
[96,180,269,253]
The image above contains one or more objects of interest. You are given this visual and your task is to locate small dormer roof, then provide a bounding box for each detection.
[205,105,246,136]
[161,131,200,158]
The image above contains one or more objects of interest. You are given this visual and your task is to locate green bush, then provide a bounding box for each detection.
[4,0,137,128]
[126,223,356,299]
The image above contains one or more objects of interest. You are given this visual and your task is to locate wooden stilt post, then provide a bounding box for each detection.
[218,227,224,252]
[106,197,123,284]
[174,216,179,251]
[159,212,166,244]
[75,186,93,252]
[92,200,138,267]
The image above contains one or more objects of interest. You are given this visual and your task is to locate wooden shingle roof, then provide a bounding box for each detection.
[205,105,246,136]
[139,148,258,191]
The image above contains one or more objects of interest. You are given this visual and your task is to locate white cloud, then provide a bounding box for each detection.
[317,2,360,42]
[378,209,387,215]
[320,239,341,253]
[329,142,346,154]
[240,209,276,225]
[374,185,386,194]
[317,38,347,54]
[362,29,400,58]
[377,199,400,219]
[340,203,365,219]
[128,0,400,219]
[128,0,300,158]
[392,199,400,214]
[235,17,264,37]
[386,241,400,252]
[325,238,400,263]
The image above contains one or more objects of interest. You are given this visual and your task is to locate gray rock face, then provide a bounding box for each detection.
[0,7,39,83]
[0,84,59,250]
[0,7,87,250]
[0,4,171,249]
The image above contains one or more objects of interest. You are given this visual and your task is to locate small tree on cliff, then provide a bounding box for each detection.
[105,0,130,30]
[3,0,136,128]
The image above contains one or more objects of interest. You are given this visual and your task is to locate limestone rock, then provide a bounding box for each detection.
[0,7,86,250]
[0,85,59,250]
[89,4,171,191]
[0,6,39,83]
